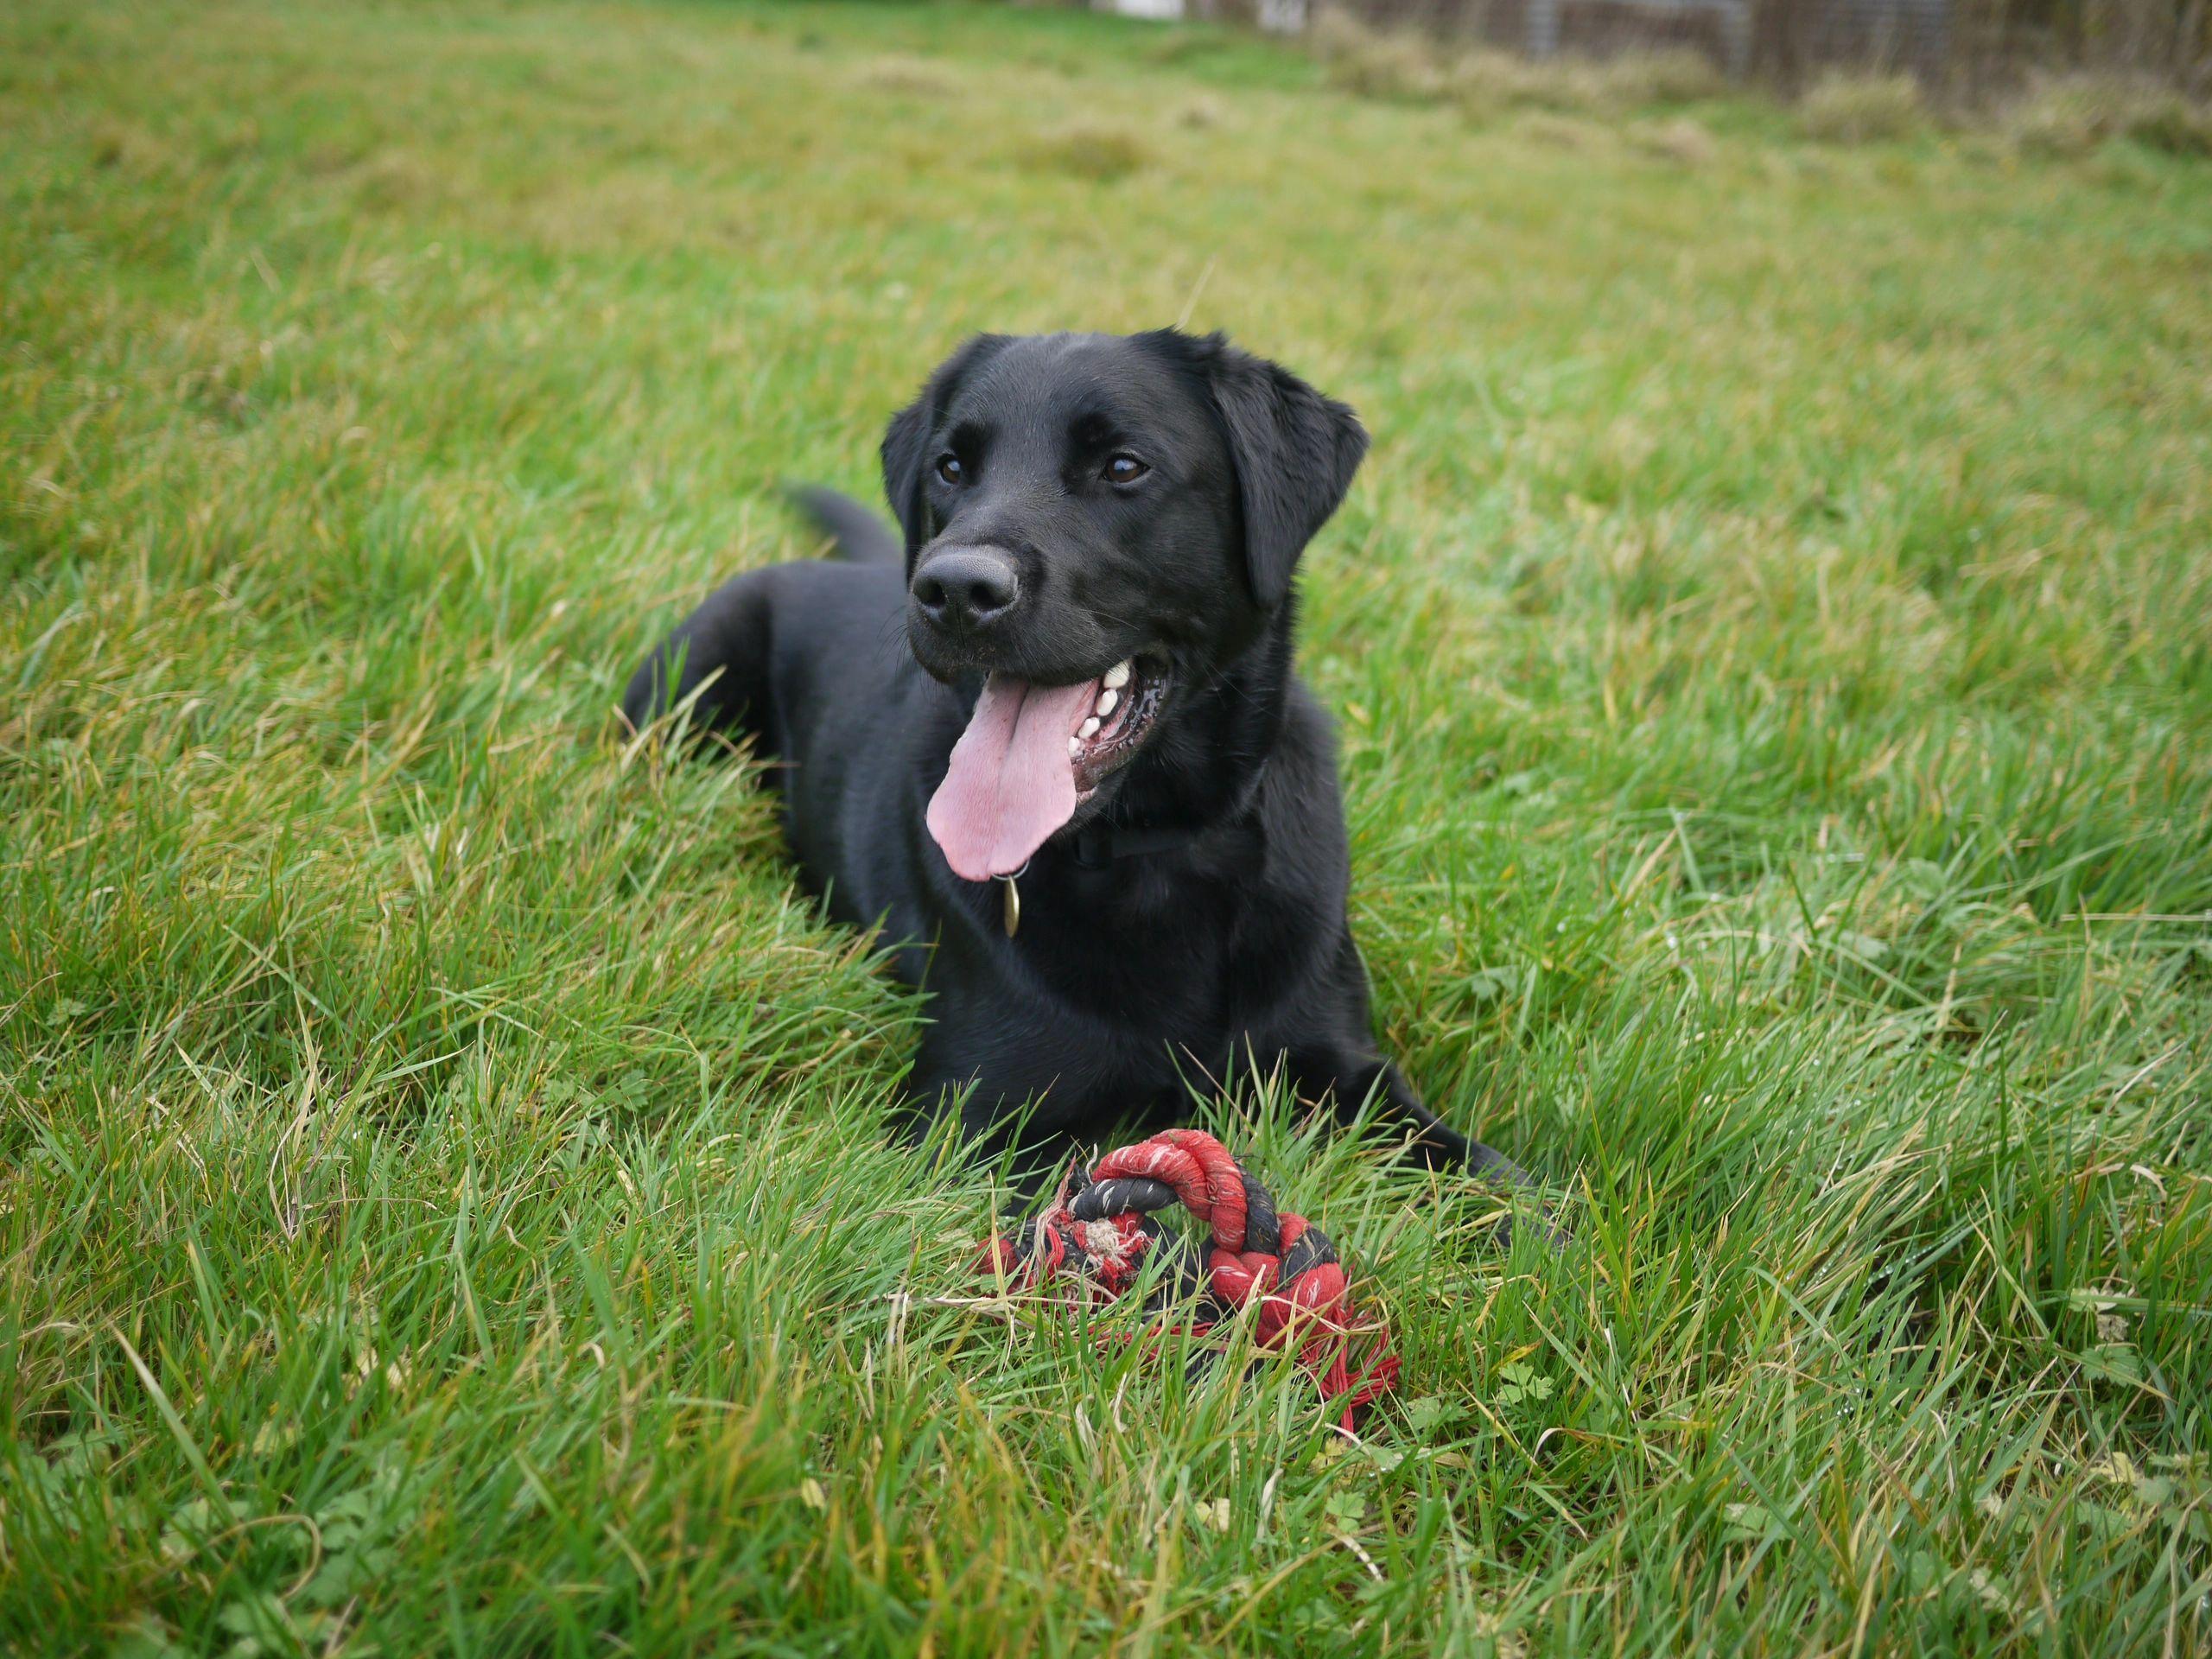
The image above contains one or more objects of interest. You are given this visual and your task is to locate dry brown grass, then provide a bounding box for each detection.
[1633,114,1721,163]
[855,54,960,99]
[1316,8,2212,157]
[1311,10,1453,99]
[1313,10,1726,120]
[1797,70,1926,143]
[1023,118,1155,181]
[2008,72,2212,156]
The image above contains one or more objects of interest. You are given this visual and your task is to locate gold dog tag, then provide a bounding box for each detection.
[1001,874,1020,938]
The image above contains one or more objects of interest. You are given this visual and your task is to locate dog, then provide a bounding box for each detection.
[622,328,1534,1192]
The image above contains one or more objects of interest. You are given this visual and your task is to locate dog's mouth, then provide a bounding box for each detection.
[925,654,1170,883]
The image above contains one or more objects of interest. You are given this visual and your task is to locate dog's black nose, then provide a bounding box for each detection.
[911,548,1020,633]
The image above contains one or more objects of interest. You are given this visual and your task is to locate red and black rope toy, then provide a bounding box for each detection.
[976,1128,1399,1430]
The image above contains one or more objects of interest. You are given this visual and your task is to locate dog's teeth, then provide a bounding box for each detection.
[1069,736,1084,758]
[1079,717,1101,738]
[1103,661,1131,690]
[1096,689,1119,716]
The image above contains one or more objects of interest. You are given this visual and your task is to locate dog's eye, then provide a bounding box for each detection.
[1104,454,1148,485]
[936,454,964,485]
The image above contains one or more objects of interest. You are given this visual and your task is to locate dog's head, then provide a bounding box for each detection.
[881,328,1367,882]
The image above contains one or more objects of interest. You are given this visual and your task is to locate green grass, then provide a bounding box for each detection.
[4,1,2210,1651]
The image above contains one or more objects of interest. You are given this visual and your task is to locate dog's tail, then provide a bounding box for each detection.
[788,485,903,568]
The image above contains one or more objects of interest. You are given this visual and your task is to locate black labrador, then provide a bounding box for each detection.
[622,328,1533,1190]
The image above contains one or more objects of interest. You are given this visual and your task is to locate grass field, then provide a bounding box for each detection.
[4,1,2210,1651]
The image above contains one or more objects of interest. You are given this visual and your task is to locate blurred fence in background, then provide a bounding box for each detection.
[1102,0,2212,93]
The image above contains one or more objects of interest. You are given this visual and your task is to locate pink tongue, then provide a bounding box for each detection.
[926,673,1100,881]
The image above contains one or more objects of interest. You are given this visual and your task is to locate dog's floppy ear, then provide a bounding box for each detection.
[1178,331,1369,610]
[881,334,1010,567]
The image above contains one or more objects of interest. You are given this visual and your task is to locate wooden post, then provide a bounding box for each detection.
[1526,0,1561,58]
[1719,0,1751,76]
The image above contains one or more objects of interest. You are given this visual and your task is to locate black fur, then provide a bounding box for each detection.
[623,329,1537,1192]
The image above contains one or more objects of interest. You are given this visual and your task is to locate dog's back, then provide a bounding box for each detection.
[789,486,901,568]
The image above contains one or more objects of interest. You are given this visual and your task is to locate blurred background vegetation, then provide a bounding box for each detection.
[1165,0,2211,99]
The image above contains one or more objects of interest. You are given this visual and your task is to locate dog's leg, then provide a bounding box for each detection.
[1298,1052,1563,1245]
[898,1038,1169,1198]
[1319,1055,1492,1172]
[895,1077,1082,1204]
[1377,1061,1542,1185]
[620,570,778,746]
[894,1047,1051,1170]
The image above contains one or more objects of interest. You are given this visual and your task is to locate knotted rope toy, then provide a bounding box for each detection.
[976,1128,1399,1430]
